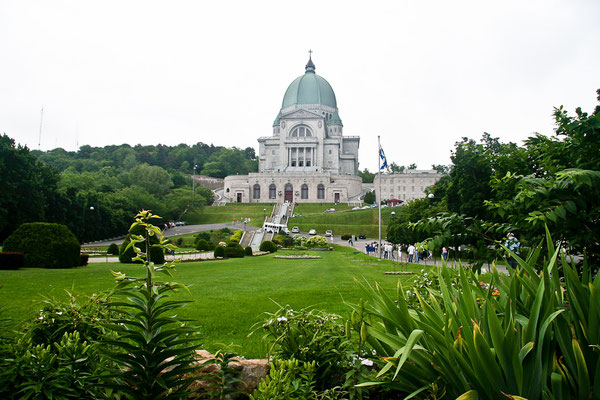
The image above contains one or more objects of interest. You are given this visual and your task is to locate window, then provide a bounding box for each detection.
[290,125,312,137]
[269,184,276,199]
[317,184,325,199]
[253,184,260,199]
[301,184,308,199]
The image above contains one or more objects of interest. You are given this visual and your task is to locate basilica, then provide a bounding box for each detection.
[223,56,363,203]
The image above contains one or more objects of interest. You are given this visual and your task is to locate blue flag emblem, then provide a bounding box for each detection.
[379,146,388,171]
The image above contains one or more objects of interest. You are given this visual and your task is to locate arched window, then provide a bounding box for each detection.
[253,184,260,199]
[290,125,312,137]
[317,184,325,199]
[269,184,276,199]
[301,184,308,199]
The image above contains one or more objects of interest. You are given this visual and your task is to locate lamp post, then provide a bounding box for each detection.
[192,163,197,206]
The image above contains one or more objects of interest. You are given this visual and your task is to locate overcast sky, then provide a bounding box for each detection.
[1,0,599,171]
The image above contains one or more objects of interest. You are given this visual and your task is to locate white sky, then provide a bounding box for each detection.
[1,0,599,171]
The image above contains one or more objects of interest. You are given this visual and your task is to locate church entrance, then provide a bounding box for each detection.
[334,192,340,203]
[284,183,293,202]
[236,193,242,203]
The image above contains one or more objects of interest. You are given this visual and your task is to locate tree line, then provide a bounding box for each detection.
[387,89,600,271]
[0,139,258,243]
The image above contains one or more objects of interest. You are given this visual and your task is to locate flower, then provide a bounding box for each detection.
[360,358,374,367]
[277,316,288,322]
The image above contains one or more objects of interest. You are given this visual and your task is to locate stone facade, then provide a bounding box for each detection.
[373,170,442,203]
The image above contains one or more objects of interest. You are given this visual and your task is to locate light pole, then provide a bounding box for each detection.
[192,163,197,206]
[263,208,266,221]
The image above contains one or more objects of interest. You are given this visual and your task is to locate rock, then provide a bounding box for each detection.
[186,350,270,398]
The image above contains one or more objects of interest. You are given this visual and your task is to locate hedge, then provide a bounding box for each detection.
[214,245,225,258]
[107,243,119,255]
[259,240,278,253]
[2,223,80,268]
[244,246,253,256]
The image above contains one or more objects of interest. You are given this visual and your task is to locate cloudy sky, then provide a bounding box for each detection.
[1,0,599,171]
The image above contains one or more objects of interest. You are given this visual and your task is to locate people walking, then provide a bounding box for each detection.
[442,246,448,262]
[505,233,520,268]
[408,244,416,263]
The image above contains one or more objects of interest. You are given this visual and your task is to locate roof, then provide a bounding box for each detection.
[281,57,337,110]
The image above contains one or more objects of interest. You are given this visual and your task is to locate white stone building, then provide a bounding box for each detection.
[373,170,443,204]
[223,56,363,203]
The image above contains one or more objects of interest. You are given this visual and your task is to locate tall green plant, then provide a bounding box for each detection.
[103,210,199,399]
[354,228,598,399]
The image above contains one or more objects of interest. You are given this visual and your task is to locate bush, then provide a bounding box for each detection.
[106,243,119,255]
[195,232,210,242]
[250,359,317,400]
[224,245,244,258]
[0,252,24,270]
[244,246,253,256]
[259,240,277,253]
[2,223,80,268]
[214,245,225,258]
[306,235,328,248]
[229,230,243,243]
[80,254,89,266]
[149,244,164,264]
[118,223,159,263]
[195,239,214,251]
[254,305,351,390]
[273,234,294,247]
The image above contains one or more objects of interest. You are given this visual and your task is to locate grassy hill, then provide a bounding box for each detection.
[289,206,400,239]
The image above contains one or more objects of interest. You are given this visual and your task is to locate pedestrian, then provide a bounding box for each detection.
[365,243,369,255]
[407,244,416,263]
[442,246,448,262]
[383,243,389,259]
[505,233,520,268]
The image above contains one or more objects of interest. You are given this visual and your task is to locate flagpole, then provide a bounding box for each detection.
[378,135,382,259]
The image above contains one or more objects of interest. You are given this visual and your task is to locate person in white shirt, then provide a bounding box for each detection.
[407,244,416,263]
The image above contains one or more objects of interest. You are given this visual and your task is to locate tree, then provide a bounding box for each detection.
[363,190,376,204]
[128,164,173,196]
[389,162,405,173]
[358,168,375,183]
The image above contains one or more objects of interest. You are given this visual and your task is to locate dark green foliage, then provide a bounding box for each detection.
[103,210,198,399]
[118,223,158,263]
[224,243,244,258]
[80,254,89,266]
[195,231,211,242]
[220,227,232,235]
[250,359,317,400]
[272,233,293,247]
[259,240,277,253]
[214,245,225,258]
[195,239,214,251]
[2,222,80,268]
[0,252,23,270]
[106,242,119,255]
[363,190,376,204]
[244,246,253,256]
[149,244,164,264]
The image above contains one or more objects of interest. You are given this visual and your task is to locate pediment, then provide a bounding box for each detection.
[280,109,322,120]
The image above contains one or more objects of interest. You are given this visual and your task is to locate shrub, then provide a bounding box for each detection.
[195,239,213,251]
[254,305,351,390]
[250,359,317,400]
[223,243,244,258]
[229,230,243,243]
[220,227,232,234]
[2,223,80,268]
[149,244,164,264]
[80,254,89,266]
[273,234,294,247]
[118,223,159,263]
[306,235,328,248]
[214,245,225,258]
[195,232,210,242]
[0,252,24,270]
[259,240,277,253]
[106,243,119,255]
[244,246,253,256]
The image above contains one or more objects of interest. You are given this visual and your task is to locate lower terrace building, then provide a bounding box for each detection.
[373,170,442,204]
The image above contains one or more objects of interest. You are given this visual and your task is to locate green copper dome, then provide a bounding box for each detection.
[281,57,337,110]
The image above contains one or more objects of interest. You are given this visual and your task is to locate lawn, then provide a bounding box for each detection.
[290,207,401,238]
[191,203,278,227]
[0,246,422,358]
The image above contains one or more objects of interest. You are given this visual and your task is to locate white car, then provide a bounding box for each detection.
[291,226,300,233]
[308,229,317,235]
[352,207,360,210]
[324,208,335,213]
[282,227,290,234]
[325,230,333,237]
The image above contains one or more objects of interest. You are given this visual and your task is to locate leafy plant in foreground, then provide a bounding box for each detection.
[103,210,199,399]
[355,228,598,399]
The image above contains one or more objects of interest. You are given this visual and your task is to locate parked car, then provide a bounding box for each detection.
[291,226,300,233]
[358,233,366,239]
[282,227,290,234]
[352,206,361,210]
[324,208,336,213]
[325,230,333,237]
[309,229,317,235]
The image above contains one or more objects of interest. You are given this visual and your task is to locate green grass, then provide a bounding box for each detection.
[0,246,422,358]
[192,203,277,226]
[290,207,400,238]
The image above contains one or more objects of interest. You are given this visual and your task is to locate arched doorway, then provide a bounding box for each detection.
[284,183,293,202]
